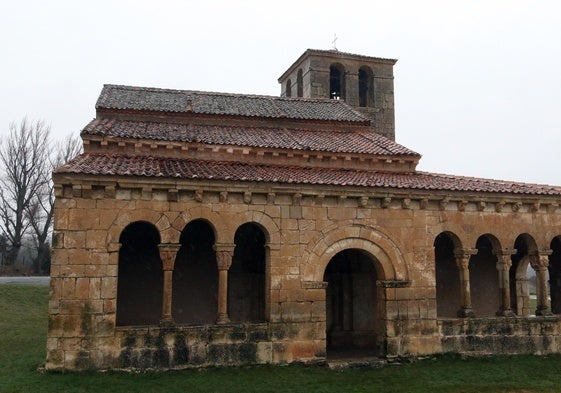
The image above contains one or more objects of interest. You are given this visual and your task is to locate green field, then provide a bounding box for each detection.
[2,285,561,392]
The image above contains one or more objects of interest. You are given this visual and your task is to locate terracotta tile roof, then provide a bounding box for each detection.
[56,153,561,196]
[82,118,419,156]
[96,85,369,123]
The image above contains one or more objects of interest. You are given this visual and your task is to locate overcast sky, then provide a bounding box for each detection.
[1,1,560,185]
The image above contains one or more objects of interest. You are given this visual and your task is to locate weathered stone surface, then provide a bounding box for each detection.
[46,48,561,372]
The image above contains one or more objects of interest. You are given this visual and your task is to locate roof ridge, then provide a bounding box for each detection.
[102,83,364,105]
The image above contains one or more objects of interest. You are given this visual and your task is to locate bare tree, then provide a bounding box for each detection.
[27,134,82,272]
[0,118,51,267]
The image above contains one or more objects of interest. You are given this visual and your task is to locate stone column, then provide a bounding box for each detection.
[530,250,553,316]
[454,248,477,317]
[214,244,235,324]
[494,249,516,317]
[158,244,181,322]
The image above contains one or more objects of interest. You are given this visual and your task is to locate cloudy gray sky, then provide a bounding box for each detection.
[1,1,560,185]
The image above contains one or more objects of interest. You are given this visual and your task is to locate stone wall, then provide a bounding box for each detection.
[46,177,561,370]
[440,317,561,355]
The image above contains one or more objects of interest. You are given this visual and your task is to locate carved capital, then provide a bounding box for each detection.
[454,248,477,269]
[493,248,516,269]
[529,250,552,270]
[158,243,181,271]
[214,243,235,270]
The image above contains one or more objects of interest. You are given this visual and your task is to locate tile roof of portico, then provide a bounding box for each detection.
[82,118,419,156]
[56,153,561,196]
[96,84,369,123]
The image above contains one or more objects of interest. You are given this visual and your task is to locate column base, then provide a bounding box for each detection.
[216,313,231,324]
[536,308,553,316]
[159,318,175,328]
[457,308,475,318]
[496,308,515,317]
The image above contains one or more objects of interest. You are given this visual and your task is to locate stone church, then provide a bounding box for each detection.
[47,49,561,371]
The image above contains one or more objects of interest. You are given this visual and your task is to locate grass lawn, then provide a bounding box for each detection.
[2,285,561,393]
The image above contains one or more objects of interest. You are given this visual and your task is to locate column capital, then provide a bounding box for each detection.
[494,248,516,269]
[493,248,517,257]
[529,249,552,270]
[158,243,181,271]
[454,248,478,258]
[214,244,235,270]
[213,243,235,252]
[454,248,477,269]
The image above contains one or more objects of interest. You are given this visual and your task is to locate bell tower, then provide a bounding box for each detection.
[278,49,397,140]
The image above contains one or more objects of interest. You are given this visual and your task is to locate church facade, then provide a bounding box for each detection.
[47,49,561,371]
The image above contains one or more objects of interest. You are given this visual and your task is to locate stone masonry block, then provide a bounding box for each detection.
[101,277,117,299]
[75,278,90,299]
[86,230,108,249]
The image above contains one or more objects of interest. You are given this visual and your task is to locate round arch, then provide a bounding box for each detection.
[107,209,165,246]
[303,225,407,283]
[476,233,502,251]
[171,207,227,244]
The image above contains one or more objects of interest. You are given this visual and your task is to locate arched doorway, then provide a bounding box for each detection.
[172,219,218,324]
[323,249,379,358]
[116,221,162,326]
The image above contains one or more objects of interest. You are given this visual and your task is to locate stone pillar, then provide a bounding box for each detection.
[494,249,516,317]
[454,248,477,317]
[158,244,181,322]
[530,250,553,316]
[214,244,235,324]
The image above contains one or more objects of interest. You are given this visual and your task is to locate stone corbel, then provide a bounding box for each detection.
[359,196,369,208]
[402,198,411,209]
[243,191,252,204]
[495,200,505,213]
[381,197,391,209]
